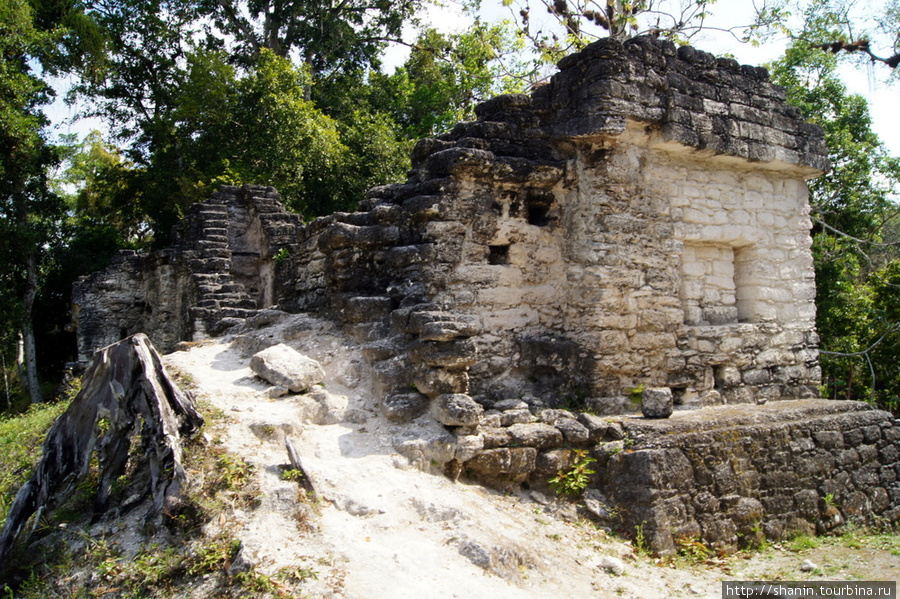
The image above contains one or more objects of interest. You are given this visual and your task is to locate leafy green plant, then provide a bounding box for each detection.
[633,521,651,555]
[189,535,242,576]
[216,452,255,490]
[273,247,291,263]
[675,535,712,563]
[281,467,308,485]
[548,449,596,497]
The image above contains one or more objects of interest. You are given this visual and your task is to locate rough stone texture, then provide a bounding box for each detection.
[431,393,484,427]
[597,400,900,555]
[641,387,674,418]
[73,185,300,359]
[465,447,538,490]
[381,392,430,423]
[250,344,325,393]
[67,37,900,551]
[506,423,565,449]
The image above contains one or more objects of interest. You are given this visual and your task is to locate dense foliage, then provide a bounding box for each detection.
[0,0,526,407]
[764,1,900,413]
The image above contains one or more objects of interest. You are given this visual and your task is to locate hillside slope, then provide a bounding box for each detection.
[162,313,899,598]
[5,311,896,598]
[163,313,707,598]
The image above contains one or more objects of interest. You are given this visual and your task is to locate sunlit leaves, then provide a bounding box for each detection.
[770,34,900,410]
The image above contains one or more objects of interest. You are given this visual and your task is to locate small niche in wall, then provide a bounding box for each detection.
[488,244,511,265]
[681,242,739,326]
[524,189,554,227]
[527,204,550,227]
[733,245,758,323]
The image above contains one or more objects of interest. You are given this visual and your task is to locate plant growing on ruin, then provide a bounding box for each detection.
[273,248,291,263]
[633,521,650,555]
[548,449,596,496]
[674,534,711,563]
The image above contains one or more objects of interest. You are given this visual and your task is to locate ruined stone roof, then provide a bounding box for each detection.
[410,36,830,180]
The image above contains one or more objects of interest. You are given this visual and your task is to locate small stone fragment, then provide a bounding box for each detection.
[598,555,625,576]
[261,385,290,399]
[577,413,609,441]
[458,540,492,569]
[605,421,625,440]
[583,497,613,522]
[529,490,550,505]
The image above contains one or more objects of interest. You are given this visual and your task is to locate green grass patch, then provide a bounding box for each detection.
[0,400,69,525]
[786,533,820,552]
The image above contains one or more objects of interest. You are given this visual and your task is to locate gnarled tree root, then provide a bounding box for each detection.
[0,333,203,567]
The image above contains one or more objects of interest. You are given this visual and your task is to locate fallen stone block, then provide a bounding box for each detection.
[250,343,325,393]
[641,387,673,419]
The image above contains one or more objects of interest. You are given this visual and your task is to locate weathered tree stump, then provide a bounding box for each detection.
[0,333,203,567]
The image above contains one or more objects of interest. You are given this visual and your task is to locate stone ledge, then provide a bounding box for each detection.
[619,399,881,444]
[595,400,900,555]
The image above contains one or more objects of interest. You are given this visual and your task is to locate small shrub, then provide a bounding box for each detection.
[633,521,651,555]
[280,467,307,484]
[189,535,242,576]
[273,247,291,263]
[548,449,596,497]
[675,535,711,563]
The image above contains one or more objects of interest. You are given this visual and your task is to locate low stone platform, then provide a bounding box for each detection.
[595,400,900,554]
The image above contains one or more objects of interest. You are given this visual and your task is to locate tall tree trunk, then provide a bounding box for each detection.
[21,247,43,403]
[16,331,26,383]
[2,351,10,410]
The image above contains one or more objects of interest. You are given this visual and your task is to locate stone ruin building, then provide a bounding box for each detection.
[73,36,900,554]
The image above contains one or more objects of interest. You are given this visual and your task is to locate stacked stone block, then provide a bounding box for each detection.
[598,400,900,554]
[74,185,300,358]
[77,35,829,406]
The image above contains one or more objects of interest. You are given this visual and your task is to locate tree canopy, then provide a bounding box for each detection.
[764,2,900,412]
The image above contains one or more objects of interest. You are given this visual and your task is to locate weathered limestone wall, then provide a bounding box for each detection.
[315,35,827,411]
[599,400,900,554]
[76,36,828,407]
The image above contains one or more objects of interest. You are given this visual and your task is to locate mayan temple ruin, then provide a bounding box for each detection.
[73,36,900,553]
